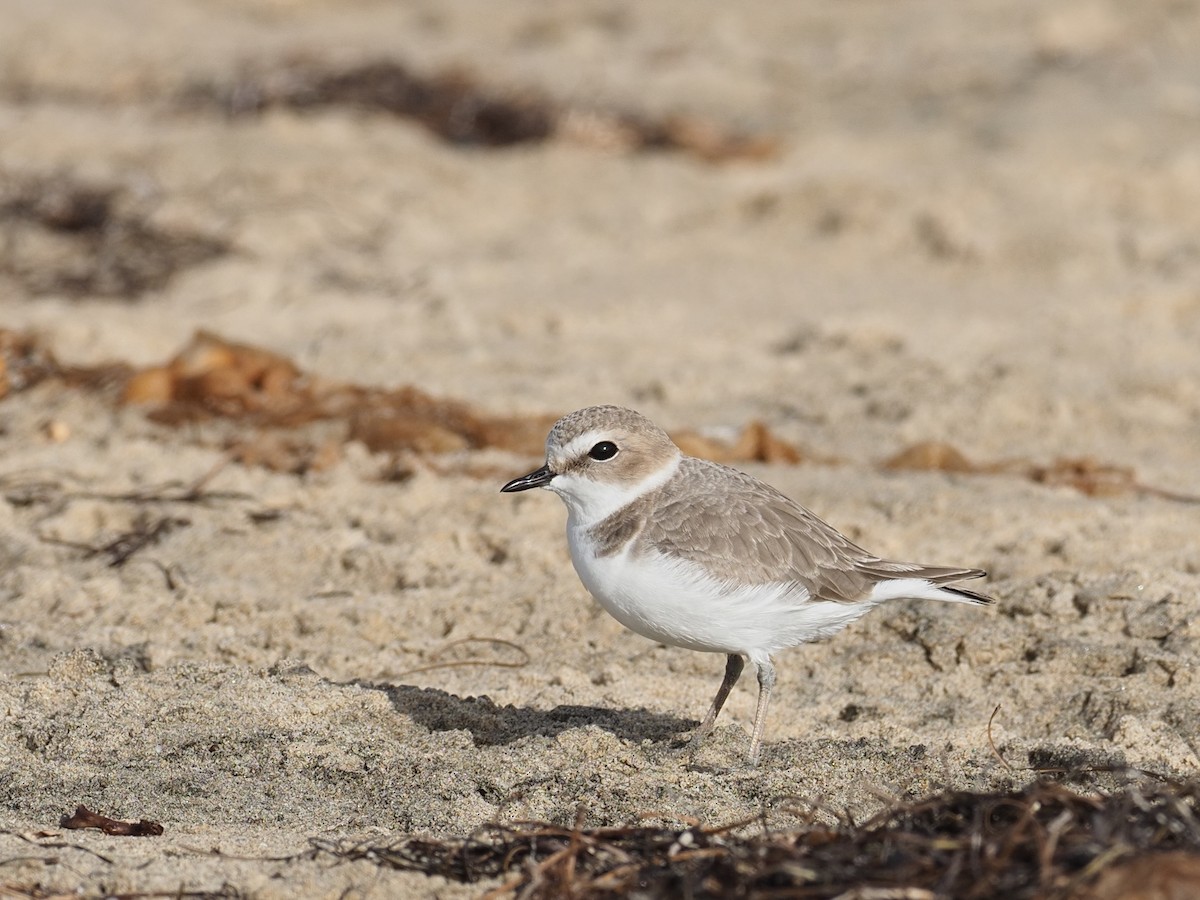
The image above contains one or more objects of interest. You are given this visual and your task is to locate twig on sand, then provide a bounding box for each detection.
[988,703,1015,773]
[395,637,530,678]
[60,805,163,837]
[42,513,190,568]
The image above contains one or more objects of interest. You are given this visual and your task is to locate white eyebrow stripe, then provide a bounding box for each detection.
[558,431,606,464]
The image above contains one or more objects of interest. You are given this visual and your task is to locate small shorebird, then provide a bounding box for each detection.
[502,405,993,764]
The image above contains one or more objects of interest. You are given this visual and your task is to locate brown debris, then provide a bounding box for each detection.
[347,387,519,454]
[0,329,62,399]
[6,328,1195,498]
[882,440,977,473]
[118,332,810,469]
[60,805,163,837]
[0,327,130,400]
[671,420,813,465]
[119,330,557,467]
[556,107,779,163]
[124,331,311,423]
[227,434,343,475]
[0,170,229,298]
[1027,457,1141,498]
[313,778,1200,899]
[884,440,1200,503]
[187,58,777,163]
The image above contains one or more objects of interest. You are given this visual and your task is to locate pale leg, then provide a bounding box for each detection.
[687,653,744,750]
[746,657,776,766]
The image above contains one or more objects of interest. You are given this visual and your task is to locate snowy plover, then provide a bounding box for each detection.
[502,405,993,764]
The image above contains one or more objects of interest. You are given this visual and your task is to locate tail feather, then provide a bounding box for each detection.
[858,560,996,606]
[940,583,995,605]
[856,559,987,584]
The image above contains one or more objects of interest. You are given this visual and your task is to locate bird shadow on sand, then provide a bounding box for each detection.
[356,681,695,748]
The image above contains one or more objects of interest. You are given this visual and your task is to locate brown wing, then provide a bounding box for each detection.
[638,458,987,604]
[637,458,878,602]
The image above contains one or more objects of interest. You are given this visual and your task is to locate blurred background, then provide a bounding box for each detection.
[2,0,1197,485]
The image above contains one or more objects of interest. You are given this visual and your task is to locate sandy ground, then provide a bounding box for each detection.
[1,0,1199,896]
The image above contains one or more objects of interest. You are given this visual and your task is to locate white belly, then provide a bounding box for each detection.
[566,522,876,657]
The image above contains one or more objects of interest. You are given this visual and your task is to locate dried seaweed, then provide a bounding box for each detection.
[672,420,822,465]
[311,778,1200,899]
[118,332,817,468]
[185,58,777,162]
[0,327,129,400]
[4,328,1195,502]
[121,330,559,461]
[61,805,163,837]
[0,170,229,298]
[884,440,1200,503]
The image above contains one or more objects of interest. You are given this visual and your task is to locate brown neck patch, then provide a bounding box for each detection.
[587,491,658,557]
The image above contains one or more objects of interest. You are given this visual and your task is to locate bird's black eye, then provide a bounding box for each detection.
[588,441,619,461]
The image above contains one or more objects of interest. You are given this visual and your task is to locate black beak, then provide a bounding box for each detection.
[501,464,555,493]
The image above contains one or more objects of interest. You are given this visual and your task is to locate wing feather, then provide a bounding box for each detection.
[633,458,986,604]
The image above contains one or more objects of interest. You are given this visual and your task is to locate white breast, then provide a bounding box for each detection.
[566,523,880,658]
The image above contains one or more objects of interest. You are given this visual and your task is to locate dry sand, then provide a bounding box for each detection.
[1,0,1198,896]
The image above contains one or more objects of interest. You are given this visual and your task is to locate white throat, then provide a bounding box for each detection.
[549,452,681,526]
